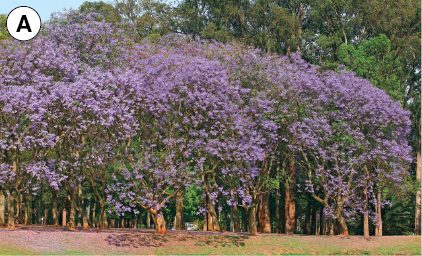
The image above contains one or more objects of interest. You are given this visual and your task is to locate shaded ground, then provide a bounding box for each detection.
[0,224,420,255]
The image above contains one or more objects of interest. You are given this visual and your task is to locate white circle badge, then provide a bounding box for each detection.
[7,6,41,41]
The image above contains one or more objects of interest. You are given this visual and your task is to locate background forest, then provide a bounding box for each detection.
[0,0,420,237]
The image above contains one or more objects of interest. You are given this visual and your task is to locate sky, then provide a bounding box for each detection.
[2,0,93,22]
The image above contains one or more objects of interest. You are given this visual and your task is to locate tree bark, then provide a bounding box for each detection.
[101,207,108,228]
[285,157,296,234]
[233,205,240,232]
[375,189,382,236]
[335,216,349,235]
[241,206,248,232]
[319,206,324,235]
[68,186,76,230]
[363,184,369,236]
[92,201,96,227]
[415,148,421,235]
[6,191,17,229]
[334,204,349,236]
[43,209,48,225]
[275,189,280,233]
[146,211,150,228]
[226,213,231,231]
[204,196,220,232]
[311,205,317,235]
[24,193,30,225]
[206,195,213,231]
[50,190,57,226]
[0,191,5,226]
[175,191,185,230]
[149,209,166,234]
[82,197,89,229]
[248,205,258,235]
[257,195,263,232]
[32,196,36,224]
[261,193,271,233]
[329,219,334,235]
[281,189,286,233]
[38,192,42,225]
[304,200,311,234]
[18,194,22,220]
[62,208,67,226]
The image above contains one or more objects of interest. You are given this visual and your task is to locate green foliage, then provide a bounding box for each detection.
[114,0,175,40]
[338,34,405,103]
[382,194,416,235]
[0,14,10,42]
[175,0,300,54]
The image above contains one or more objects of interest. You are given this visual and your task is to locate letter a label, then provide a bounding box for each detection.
[7,6,41,41]
[17,15,32,32]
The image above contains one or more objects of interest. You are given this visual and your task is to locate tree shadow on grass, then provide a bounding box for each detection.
[104,233,249,248]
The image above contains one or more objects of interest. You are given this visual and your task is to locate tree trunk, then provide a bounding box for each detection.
[32,196,36,224]
[261,193,271,233]
[6,191,17,229]
[415,148,421,235]
[203,211,208,231]
[275,189,280,233]
[0,191,5,226]
[206,199,220,231]
[82,197,89,229]
[311,205,317,235]
[329,219,334,235]
[68,187,76,230]
[92,201,96,227]
[207,210,213,230]
[319,206,324,235]
[175,191,185,230]
[281,190,286,233]
[248,205,258,236]
[233,205,240,232]
[257,195,263,232]
[18,194,22,220]
[285,157,296,234]
[101,206,108,228]
[49,190,57,226]
[375,189,382,236]
[363,180,369,236]
[62,208,67,226]
[304,200,311,234]
[44,209,48,225]
[150,210,166,234]
[241,207,248,232]
[38,192,42,225]
[24,193,30,225]
[146,211,150,228]
[335,216,349,235]
[206,196,213,231]
[334,204,348,236]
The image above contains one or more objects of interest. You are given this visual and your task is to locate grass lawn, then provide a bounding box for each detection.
[0,225,420,255]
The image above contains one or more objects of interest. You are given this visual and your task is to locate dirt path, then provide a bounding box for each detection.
[0,225,420,255]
